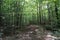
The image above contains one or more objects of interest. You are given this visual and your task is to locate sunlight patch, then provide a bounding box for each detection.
[25,0,29,2]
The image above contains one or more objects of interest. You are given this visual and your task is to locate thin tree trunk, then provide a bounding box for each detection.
[47,3,51,24]
[54,2,59,26]
[55,2,59,20]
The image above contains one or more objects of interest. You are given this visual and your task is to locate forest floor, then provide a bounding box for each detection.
[0,25,58,40]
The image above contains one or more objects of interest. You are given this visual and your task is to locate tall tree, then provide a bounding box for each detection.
[54,0,60,29]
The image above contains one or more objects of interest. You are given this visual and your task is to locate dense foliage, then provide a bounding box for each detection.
[0,0,60,37]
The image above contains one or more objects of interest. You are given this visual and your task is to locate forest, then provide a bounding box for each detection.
[0,0,60,40]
